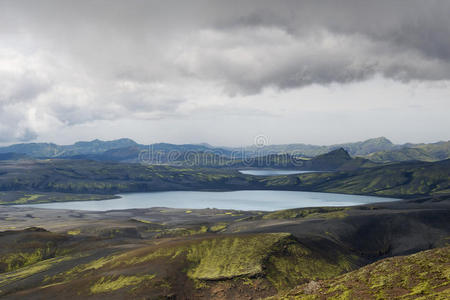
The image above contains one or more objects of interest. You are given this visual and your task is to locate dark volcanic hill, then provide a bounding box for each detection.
[301,148,375,170]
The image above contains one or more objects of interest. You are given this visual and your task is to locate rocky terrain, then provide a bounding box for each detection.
[0,194,449,299]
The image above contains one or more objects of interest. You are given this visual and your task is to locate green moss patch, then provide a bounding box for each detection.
[185,233,290,280]
[0,249,47,273]
[262,207,349,220]
[66,233,357,291]
[90,274,155,294]
[104,233,291,281]
[0,255,77,294]
[280,246,450,299]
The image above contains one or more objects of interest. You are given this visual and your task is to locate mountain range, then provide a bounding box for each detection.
[0,137,449,164]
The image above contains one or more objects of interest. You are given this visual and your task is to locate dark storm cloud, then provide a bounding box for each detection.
[2,0,450,93]
[196,0,450,91]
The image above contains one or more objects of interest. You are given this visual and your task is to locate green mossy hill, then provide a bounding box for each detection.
[0,160,250,195]
[186,233,291,280]
[271,159,450,197]
[0,254,78,293]
[86,234,294,281]
[39,233,358,296]
[262,207,349,220]
[278,246,450,299]
[365,140,450,163]
[412,140,450,161]
[0,227,70,273]
[145,233,354,286]
[366,148,436,163]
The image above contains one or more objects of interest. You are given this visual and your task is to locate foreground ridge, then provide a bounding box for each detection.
[275,246,450,299]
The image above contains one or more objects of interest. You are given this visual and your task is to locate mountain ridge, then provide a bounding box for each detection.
[0,137,449,163]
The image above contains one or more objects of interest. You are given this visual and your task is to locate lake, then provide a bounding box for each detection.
[239,169,323,176]
[18,190,397,211]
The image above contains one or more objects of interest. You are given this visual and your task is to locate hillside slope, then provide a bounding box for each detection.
[364,141,450,163]
[278,246,450,299]
[0,159,448,203]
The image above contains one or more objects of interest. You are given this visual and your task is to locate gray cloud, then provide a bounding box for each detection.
[0,104,38,142]
[0,70,50,104]
[2,0,449,91]
[0,0,449,143]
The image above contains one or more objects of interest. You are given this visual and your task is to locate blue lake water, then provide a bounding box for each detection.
[239,169,323,176]
[18,190,397,211]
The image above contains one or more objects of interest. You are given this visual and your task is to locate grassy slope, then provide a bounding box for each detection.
[278,246,450,299]
[413,141,450,160]
[0,233,357,299]
[0,228,70,273]
[364,141,450,163]
[260,159,450,197]
[365,148,436,163]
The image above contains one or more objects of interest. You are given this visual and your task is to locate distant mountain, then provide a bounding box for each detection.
[239,137,397,157]
[0,143,62,157]
[364,140,450,163]
[62,143,235,164]
[224,148,375,171]
[335,136,396,156]
[65,146,144,162]
[64,138,138,156]
[410,140,450,160]
[241,137,450,163]
[0,138,138,158]
[0,137,448,164]
[366,148,435,163]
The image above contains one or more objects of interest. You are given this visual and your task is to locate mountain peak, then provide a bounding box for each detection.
[366,137,393,145]
[312,148,351,163]
[324,148,352,159]
[74,138,137,147]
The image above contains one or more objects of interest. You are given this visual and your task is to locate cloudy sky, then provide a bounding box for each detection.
[1,0,449,146]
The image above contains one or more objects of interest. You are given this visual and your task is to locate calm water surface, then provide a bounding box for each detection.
[239,169,323,176]
[18,190,397,211]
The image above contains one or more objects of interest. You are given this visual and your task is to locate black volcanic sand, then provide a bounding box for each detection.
[0,194,449,299]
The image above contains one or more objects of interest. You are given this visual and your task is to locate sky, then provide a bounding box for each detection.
[0,0,449,147]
